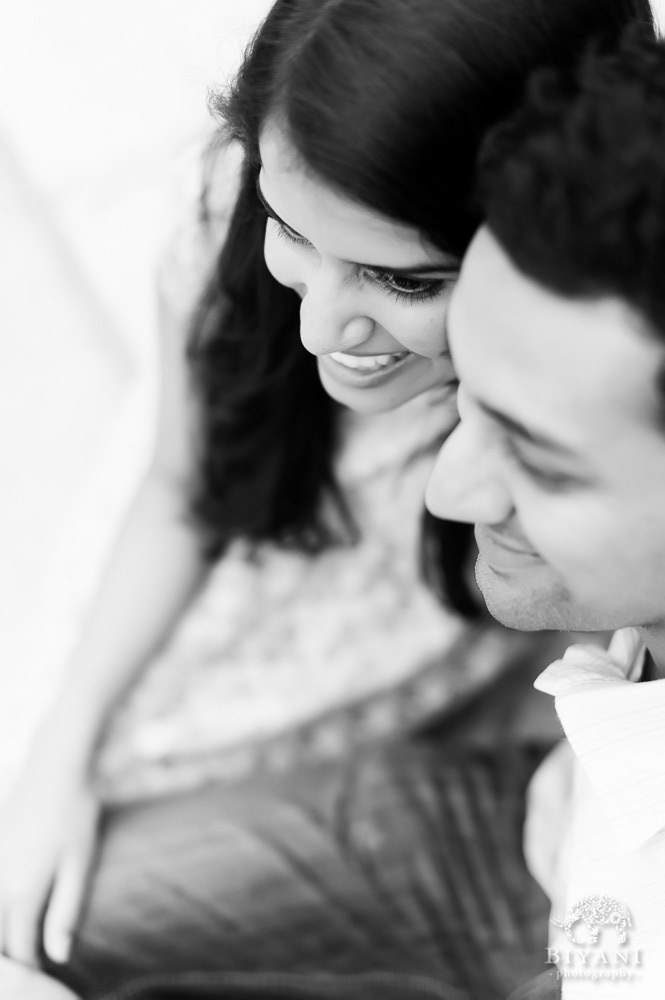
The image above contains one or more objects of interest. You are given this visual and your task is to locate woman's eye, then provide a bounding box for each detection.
[391,275,432,293]
[274,220,312,248]
[364,267,456,304]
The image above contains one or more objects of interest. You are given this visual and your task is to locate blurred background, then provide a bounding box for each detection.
[1,0,663,797]
[0,0,272,796]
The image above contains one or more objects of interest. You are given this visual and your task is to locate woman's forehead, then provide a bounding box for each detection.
[258,124,456,271]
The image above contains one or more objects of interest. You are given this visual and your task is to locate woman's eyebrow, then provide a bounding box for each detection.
[256,178,458,276]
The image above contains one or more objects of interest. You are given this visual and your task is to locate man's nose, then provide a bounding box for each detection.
[425,419,514,525]
[299,266,374,355]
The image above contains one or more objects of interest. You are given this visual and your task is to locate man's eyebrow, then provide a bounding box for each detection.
[477,399,577,458]
[255,178,458,277]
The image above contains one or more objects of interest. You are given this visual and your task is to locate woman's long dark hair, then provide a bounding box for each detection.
[188,0,655,616]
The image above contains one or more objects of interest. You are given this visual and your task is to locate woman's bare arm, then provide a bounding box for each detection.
[0,240,213,967]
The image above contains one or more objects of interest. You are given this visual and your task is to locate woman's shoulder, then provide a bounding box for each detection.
[156,139,243,325]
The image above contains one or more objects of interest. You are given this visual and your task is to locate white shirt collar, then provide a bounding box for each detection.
[534,627,665,855]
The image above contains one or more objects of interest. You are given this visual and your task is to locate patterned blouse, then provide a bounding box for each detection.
[95,144,530,801]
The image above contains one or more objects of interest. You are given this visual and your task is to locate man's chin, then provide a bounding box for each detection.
[474,555,571,632]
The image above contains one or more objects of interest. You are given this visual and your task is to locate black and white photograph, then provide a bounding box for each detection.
[2,2,665,998]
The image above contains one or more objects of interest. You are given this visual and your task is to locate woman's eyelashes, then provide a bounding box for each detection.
[361,267,452,304]
[274,218,312,247]
[269,217,454,305]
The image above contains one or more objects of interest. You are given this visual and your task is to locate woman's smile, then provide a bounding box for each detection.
[321,349,416,387]
[328,350,410,371]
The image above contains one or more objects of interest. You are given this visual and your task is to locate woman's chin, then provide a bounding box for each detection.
[316,353,449,414]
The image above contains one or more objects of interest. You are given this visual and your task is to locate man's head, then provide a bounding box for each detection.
[426,28,665,636]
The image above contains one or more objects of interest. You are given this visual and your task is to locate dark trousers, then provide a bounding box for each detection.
[48,732,553,1000]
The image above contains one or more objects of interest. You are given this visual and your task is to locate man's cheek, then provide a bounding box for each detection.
[543,520,610,600]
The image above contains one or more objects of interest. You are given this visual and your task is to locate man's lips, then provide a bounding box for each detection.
[475,524,541,570]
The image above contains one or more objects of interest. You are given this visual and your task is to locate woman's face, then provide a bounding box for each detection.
[258,124,459,414]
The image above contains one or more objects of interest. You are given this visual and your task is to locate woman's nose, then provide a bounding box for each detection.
[425,419,514,525]
[299,268,374,355]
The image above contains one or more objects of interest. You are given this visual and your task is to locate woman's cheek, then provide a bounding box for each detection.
[263,229,302,292]
[415,297,454,358]
[389,301,452,360]
[263,229,286,284]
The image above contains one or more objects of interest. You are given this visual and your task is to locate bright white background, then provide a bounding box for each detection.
[0,1,272,795]
[1,1,663,796]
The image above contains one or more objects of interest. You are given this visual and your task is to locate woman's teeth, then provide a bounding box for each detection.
[328,350,409,372]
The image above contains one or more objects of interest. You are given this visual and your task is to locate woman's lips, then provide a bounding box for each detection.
[319,349,414,387]
[328,350,410,372]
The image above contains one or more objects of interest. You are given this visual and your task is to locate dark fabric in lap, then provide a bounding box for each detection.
[98,970,469,1000]
[50,741,553,1000]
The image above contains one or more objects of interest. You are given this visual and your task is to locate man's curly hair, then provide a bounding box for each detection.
[477,25,665,338]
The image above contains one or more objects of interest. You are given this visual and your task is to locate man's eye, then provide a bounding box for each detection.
[526,466,579,490]
[503,439,578,491]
